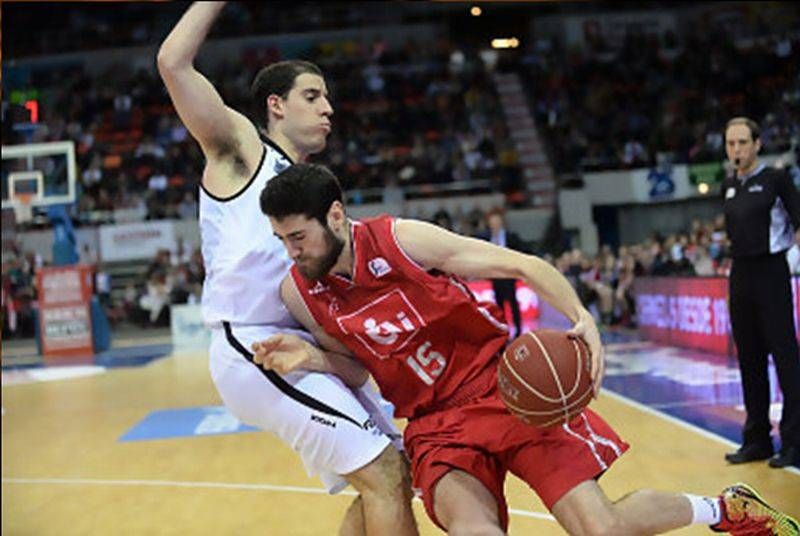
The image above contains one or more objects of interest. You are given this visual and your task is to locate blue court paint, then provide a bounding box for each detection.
[94,343,173,368]
[600,339,787,453]
[120,406,257,442]
[1,343,172,371]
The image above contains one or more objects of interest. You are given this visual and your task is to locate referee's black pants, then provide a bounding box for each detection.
[729,253,800,450]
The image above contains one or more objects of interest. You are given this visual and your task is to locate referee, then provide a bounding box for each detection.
[722,116,800,468]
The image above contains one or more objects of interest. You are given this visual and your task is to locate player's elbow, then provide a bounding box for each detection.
[500,253,530,281]
[156,45,188,76]
[156,49,176,76]
[508,261,528,281]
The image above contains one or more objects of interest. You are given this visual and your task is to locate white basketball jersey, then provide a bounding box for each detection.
[199,139,299,327]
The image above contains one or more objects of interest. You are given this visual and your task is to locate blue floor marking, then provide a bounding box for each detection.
[120,406,257,442]
[599,338,788,454]
[1,343,172,370]
[94,343,173,368]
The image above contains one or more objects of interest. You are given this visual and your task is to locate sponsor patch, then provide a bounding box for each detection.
[367,257,392,278]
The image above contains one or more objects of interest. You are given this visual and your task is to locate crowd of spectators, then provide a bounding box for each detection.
[4,36,519,224]
[3,202,797,337]
[1,244,42,339]
[5,4,800,336]
[0,238,204,338]
[551,215,749,327]
[3,3,441,59]
[120,241,205,328]
[421,205,762,330]
[5,6,800,226]
[523,23,800,173]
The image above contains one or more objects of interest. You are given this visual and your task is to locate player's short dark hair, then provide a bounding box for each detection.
[260,163,343,224]
[725,116,761,142]
[250,60,323,129]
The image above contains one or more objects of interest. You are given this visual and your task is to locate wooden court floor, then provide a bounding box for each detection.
[3,349,799,535]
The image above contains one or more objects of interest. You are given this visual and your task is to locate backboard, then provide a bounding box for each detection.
[2,140,77,223]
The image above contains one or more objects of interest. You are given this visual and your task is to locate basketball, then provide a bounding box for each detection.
[497,329,594,428]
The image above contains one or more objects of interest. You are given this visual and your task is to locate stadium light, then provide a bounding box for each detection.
[697,182,710,195]
[491,37,519,49]
[470,6,482,16]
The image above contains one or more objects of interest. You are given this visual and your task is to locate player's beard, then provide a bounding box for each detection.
[298,225,345,281]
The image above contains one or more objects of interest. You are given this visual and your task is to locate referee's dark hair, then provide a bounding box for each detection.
[725,116,761,142]
[251,60,323,129]
[261,163,343,224]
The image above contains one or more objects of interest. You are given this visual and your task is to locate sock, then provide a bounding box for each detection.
[684,494,723,525]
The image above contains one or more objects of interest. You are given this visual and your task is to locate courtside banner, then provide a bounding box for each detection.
[634,276,800,355]
[36,264,94,358]
[634,277,732,355]
[99,220,176,262]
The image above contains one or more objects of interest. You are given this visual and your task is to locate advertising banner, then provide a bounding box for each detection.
[36,264,94,358]
[99,220,175,262]
[634,276,800,355]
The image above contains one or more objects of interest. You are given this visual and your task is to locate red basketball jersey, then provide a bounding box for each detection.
[291,216,509,418]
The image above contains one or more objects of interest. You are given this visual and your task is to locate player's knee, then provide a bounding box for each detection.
[445,520,504,536]
[372,445,411,493]
[338,496,365,536]
[434,490,502,535]
[580,513,629,536]
[347,445,411,498]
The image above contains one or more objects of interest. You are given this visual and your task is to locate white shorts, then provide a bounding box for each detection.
[209,322,402,494]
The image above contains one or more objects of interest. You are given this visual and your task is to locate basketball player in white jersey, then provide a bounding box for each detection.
[157,3,417,534]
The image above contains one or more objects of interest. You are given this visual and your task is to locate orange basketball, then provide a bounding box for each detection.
[497,329,594,428]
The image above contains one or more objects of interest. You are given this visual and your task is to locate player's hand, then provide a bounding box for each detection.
[567,309,605,398]
[251,334,318,375]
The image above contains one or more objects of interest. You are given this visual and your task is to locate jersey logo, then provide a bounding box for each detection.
[747,184,763,193]
[725,187,736,199]
[336,289,425,359]
[367,257,392,278]
[310,414,336,428]
[309,282,329,295]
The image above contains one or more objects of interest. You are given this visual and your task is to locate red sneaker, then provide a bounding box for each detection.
[711,483,799,535]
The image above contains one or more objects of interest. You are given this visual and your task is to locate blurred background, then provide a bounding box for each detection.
[3,1,798,343]
[3,2,800,534]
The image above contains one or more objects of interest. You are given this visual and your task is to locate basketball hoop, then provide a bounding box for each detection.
[2,142,77,223]
[14,193,34,223]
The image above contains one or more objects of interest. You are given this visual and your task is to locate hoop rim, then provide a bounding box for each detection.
[15,192,35,205]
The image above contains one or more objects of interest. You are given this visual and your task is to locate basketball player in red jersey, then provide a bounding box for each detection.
[256,164,799,536]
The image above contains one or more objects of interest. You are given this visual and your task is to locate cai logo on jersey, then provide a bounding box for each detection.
[336,289,425,359]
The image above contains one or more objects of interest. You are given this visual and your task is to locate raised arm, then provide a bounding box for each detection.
[395,218,605,394]
[251,275,368,387]
[157,2,262,191]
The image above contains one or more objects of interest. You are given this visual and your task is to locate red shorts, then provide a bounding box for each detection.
[404,387,629,531]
